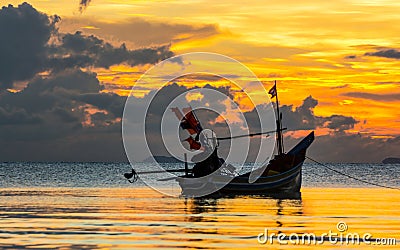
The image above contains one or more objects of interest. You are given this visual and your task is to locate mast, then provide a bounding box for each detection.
[274,80,284,155]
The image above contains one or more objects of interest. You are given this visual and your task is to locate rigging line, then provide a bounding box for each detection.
[306,156,400,191]
[217,128,287,140]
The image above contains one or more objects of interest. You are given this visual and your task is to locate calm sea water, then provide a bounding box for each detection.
[0,162,399,249]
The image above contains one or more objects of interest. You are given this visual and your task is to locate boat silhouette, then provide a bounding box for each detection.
[175,81,314,197]
[124,81,315,197]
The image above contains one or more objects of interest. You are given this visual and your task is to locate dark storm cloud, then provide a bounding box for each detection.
[0,3,173,162]
[0,69,104,126]
[239,93,358,160]
[365,49,400,59]
[0,3,59,89]
[79,0,91,13]
[0,3,175,91]
[343,92,400,102]
[279,96,320,130]
[296,133,400,163]
[0,107,41,125]
[53,31,174,69]
[78,92,126,117]
[324,115,358,132]
[0,69,119,136]
[0,67,128,161]
[23,69,103,96]
[267,96,358,132]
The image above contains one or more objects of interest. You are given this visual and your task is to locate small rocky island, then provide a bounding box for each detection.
[382,157,400,164]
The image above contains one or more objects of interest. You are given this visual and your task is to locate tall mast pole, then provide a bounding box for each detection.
[274,80,284,155]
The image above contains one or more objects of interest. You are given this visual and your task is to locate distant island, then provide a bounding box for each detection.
[143,156,183,163]
[382,157,400,164]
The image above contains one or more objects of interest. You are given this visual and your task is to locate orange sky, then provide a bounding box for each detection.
[8,0,400,137]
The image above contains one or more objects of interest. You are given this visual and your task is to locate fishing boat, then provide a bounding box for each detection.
[177,131,314,196]
[174,81,314,197]
[124,81,314,197]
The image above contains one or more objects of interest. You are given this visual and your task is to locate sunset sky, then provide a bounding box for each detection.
[1,1,400,162]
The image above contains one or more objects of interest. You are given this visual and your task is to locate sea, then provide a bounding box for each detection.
[0,162,399,249]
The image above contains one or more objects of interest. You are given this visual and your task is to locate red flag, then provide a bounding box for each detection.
[184,136,201,150]
[181,107,202,135]
[268,83,277,98]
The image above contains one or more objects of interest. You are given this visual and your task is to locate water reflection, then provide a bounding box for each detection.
[185,198,219,222]
[1,187,399,249]
[183,192,304,238]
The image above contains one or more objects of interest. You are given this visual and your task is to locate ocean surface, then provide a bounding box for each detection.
[0,162,399,249]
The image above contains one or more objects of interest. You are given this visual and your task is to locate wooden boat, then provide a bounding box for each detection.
[124,81,315,197]
[177,131,314,196]
[175,81,315,197]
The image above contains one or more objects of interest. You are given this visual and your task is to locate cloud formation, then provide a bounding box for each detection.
[0,76,396,163]
[0,3,178,162]
[0,3,58,89]
[0,3,397,163]
[324,115,358,132]
[60,17,220,47]
[79,0,91,13]
[0,68,126,161]
[0,3,175,91]
[343,92,400,102]
[272,96,358,132]
[303,133,400,163]
[365,49,400,59]
[52,31,174,69]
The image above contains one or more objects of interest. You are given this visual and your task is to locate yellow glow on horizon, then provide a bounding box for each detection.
[81,25,100,30]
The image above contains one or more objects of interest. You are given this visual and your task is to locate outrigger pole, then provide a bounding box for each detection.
[217,128,287,141]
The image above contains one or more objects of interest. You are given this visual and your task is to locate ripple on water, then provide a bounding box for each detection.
[0,187,399,249]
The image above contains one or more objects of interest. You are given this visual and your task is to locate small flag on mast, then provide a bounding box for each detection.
[268,83,277,98]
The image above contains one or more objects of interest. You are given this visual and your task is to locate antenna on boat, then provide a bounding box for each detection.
[269,80,284,156]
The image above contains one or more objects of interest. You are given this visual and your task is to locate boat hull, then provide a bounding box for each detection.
[220,162,302,194]
[177,161,303,197]
[176,131,314,197]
